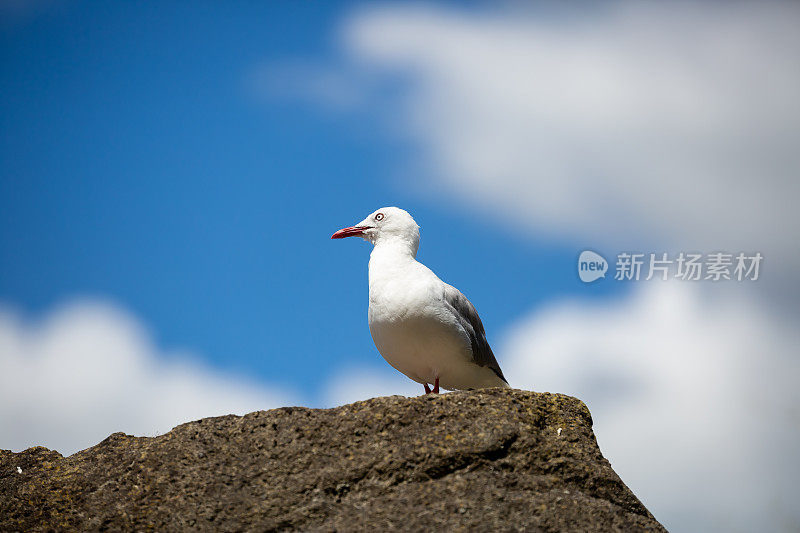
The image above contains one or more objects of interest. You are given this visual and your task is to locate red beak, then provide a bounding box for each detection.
[331,226,371,239]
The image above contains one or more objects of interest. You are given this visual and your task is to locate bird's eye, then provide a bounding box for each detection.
[374,213,384,221]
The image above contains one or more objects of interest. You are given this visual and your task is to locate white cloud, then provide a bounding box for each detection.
[338,2,800,261]
[0,300,297,456]
[322,366,423,407]
[502,282,800,532]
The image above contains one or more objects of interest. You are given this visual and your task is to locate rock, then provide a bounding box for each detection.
[0,389,665,531]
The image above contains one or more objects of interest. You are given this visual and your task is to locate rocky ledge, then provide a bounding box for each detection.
[0,389,664,531]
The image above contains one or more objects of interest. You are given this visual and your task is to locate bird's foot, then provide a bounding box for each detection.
[423,378,440,394]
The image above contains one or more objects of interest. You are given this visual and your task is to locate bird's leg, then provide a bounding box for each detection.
[424,383,432,394]
[432,377,440,394]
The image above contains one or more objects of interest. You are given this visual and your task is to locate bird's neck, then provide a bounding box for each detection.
[368,239,418,286]
[372,235,418,260]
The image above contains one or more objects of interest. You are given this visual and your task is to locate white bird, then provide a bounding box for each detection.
[332,207,510,394]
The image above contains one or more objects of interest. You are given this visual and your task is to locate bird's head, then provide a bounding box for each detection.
[331,206,420,255]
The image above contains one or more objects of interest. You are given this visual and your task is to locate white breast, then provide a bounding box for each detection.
[367,251,500,390]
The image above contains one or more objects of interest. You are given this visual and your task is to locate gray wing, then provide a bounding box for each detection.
[442,283,508,384]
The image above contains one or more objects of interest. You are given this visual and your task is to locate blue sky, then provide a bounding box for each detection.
[3,3,799,530]
[0,1,619,400]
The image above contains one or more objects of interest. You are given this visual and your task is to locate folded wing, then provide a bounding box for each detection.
[442,284,508,385]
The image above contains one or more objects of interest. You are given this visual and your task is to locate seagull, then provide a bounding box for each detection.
[332,207,510,394]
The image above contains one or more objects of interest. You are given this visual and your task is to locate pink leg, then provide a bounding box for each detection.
[432,377,440,394]
[424,383,432,394]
